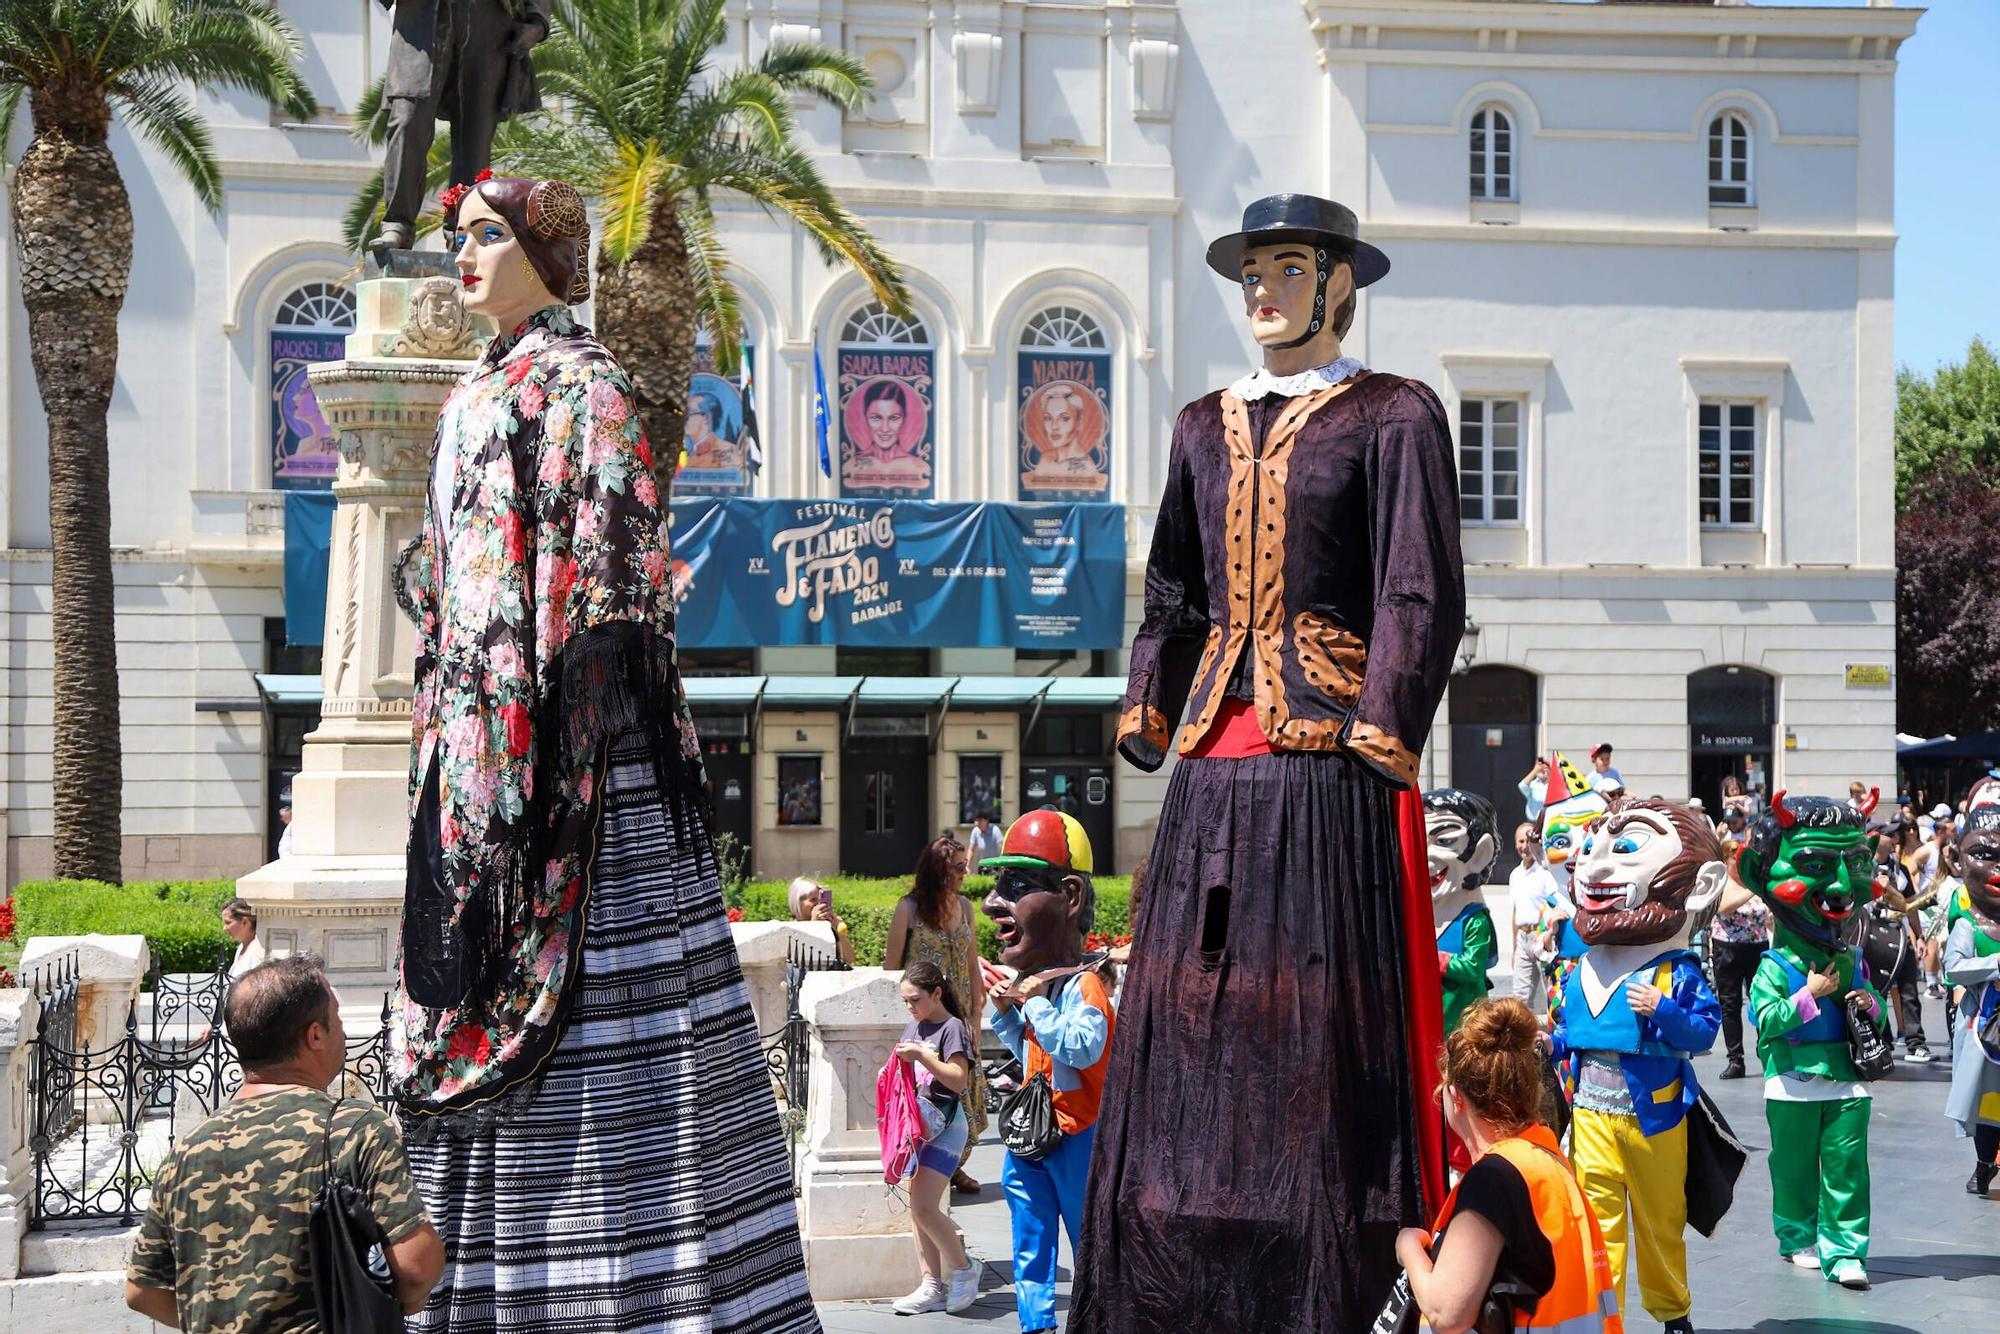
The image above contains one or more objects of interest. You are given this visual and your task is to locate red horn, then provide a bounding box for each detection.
[1773,790,1795,829]
[1859,786,1880,817]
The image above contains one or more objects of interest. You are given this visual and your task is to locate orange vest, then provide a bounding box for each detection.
[1022,969,1116,1136]
[1430,1125,1624,1333]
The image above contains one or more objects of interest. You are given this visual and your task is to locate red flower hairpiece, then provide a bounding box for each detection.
[437,168,495,218]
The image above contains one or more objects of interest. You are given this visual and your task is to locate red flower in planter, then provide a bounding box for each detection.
[727,907,744,923]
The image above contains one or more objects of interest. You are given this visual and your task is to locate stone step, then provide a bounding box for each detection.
[21,1223,137,1277]
[0,1270,164,1333]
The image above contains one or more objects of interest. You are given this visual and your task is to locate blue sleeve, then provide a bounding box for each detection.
[1648,959,1721,1055]
[1020,986,1110,1071]
[989,1000,1027,1063]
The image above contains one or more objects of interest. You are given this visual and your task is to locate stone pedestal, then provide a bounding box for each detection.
[798,968,954,1300]
[731,920,836,1041]
[0,988,41,1280]
[238,262,488,999]
[17,936,148,1058]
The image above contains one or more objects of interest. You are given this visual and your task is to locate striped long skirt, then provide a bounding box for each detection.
[406,739,820,1333]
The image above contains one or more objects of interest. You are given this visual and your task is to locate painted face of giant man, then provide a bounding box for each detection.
[1571,798,1728,948]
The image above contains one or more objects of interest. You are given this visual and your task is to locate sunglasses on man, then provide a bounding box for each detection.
[990,865,1066,902]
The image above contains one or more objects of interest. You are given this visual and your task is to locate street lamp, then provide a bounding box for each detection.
[1457,612,1482,673]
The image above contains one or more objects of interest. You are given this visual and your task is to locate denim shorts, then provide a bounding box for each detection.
[906,1105,969,1180]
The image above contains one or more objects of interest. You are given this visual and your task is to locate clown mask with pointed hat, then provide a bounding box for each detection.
[1540,752,1607,869]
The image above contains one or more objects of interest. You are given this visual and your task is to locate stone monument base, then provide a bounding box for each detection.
[236,856,403,1002]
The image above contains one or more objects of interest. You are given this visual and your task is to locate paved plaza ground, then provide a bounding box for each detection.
[817,990,2000,1333]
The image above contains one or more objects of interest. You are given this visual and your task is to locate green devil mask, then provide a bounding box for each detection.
[1736,789,1879,956]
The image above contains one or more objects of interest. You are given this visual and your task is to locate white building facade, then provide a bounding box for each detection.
[0,0,1918,885]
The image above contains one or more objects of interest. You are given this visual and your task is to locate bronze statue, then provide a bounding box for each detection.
[372,0,550,252]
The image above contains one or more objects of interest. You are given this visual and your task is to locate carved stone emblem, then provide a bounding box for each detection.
[382,276,485,359]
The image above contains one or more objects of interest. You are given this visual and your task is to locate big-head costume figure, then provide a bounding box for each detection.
[1425,787,1500,1033]
[1542,752,1609,881]
[1075,194,1464,1334]
[979,810,1115,1334]
[1740,793,1889,1289]
[1944,804,2000,1197]
[1547,798,1724,1332]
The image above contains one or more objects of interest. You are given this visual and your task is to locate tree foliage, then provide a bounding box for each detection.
[1895,337,2000,508]
[1896,469,2000,737]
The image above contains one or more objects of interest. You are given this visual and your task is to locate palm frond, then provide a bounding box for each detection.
[706,145,909,315]
[598,137,668,266]
[108,69,221,209]
[350,73,388,147]
[678,197,742,374]
[756,42,871,111]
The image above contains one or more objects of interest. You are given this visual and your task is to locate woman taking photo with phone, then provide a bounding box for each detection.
[1394,999,1622,1334]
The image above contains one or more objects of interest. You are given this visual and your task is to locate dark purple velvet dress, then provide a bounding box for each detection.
[1071,372,1464,1332]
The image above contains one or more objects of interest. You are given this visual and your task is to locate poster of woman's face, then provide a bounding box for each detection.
[840,349,935,498]
[270,330,345,489]
[1018,351,1112,500]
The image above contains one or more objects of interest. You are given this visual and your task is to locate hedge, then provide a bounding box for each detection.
[739,874,1132,968]
[12,879,235,976]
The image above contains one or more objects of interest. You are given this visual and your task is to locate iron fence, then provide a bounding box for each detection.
[763,939,850,1190]
[25,960,394,1228]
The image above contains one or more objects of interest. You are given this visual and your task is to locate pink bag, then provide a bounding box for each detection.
[876,1053,924,1184]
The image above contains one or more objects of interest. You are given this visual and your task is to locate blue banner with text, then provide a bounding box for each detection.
[667,498,1125,649]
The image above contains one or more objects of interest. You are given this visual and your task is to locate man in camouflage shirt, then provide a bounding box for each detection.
[127,956,443,1331]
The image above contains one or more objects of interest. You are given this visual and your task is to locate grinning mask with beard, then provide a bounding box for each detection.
[1958,804,2000,925]
[1571,797,1728,949]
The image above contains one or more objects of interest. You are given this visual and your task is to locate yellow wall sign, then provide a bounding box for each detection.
[1844,663,1891,688]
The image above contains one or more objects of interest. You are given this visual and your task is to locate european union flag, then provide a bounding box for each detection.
[811,341,833,478]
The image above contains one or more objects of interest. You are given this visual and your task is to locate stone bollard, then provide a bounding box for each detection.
[796,967,950,1300]
[730,920,837,1041]
[18,936,151,1055]
[0,987,42,1280]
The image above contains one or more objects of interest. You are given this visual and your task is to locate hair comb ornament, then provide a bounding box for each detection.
[526,179,589,242]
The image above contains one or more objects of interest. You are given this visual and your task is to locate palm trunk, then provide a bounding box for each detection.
[13,107,133,882]
[591,202,698,503]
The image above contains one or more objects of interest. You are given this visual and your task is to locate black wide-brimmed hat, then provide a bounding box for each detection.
[1205,194,1390,288]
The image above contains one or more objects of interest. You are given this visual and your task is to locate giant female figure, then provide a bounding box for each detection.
[393,173,818,1333]
[1071,195,1463,1332]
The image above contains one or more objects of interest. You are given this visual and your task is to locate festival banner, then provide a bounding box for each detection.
[270,331,346,490]
[1017,350,1112,501]
[838,348,935,499]
[667,498,1124,649]
[677,344,758,496]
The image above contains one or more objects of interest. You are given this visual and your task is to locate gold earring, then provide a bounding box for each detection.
[520,256,539,285]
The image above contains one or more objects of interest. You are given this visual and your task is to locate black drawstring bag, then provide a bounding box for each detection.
[999,1070,1062,1162]
[308,1100,403,1334]
[1845,992,1897,1081]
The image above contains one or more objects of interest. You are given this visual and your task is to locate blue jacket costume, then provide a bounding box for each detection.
[1550,949,1721,1137]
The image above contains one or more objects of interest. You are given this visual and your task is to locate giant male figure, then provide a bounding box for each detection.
[1073,194,1463,1333]
[373,0,549,251]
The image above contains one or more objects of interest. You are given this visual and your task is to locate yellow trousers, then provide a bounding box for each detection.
[1571,1105,1690,1322]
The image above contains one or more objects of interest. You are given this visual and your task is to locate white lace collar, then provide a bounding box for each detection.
[1226,356,1365,402]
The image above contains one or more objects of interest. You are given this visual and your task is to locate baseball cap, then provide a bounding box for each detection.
[981,807,1095,874]
[1590,743,1613,759]
[1931,803,1954,821]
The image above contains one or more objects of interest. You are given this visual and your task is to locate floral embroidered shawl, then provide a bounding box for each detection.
[395,304,701,1123]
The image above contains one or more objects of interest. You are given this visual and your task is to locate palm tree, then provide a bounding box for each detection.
[344,0,908,483]
[0,1,315,881]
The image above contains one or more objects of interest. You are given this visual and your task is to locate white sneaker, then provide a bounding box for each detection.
[946,1260,981,1313]
[1789,1249,1821,1269]
[893,1276,947,1314]
[1830,1259,1869,1290]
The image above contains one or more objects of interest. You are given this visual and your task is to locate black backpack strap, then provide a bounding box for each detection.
[320,1095,347,1188]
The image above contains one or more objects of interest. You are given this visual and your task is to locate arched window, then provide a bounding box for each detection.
[1708,113,1752,206]
[1017,304,1112,500]
[1469,106,1515,201]
[1446,665,1539,875]
[270,281,355,490]
[837,301,935,498]
[680,324,759,494]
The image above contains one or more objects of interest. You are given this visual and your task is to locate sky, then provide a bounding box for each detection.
[1890,1,1998,375]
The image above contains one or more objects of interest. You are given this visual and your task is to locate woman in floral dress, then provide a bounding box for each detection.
[394,173,817,1333]
[886,835,990,1193]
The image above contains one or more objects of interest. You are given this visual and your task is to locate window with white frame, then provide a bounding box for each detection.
[1707,113,1752,206]
[1469,107,1515,201]
[1458,397,1522,526]
[1698,400,1760,528]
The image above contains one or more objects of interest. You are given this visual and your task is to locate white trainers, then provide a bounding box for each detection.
[1788,1249,1821,1269]
[892,1276,947,1314]
[946,1260,982,1313]
[1830,1259,1870,1290]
